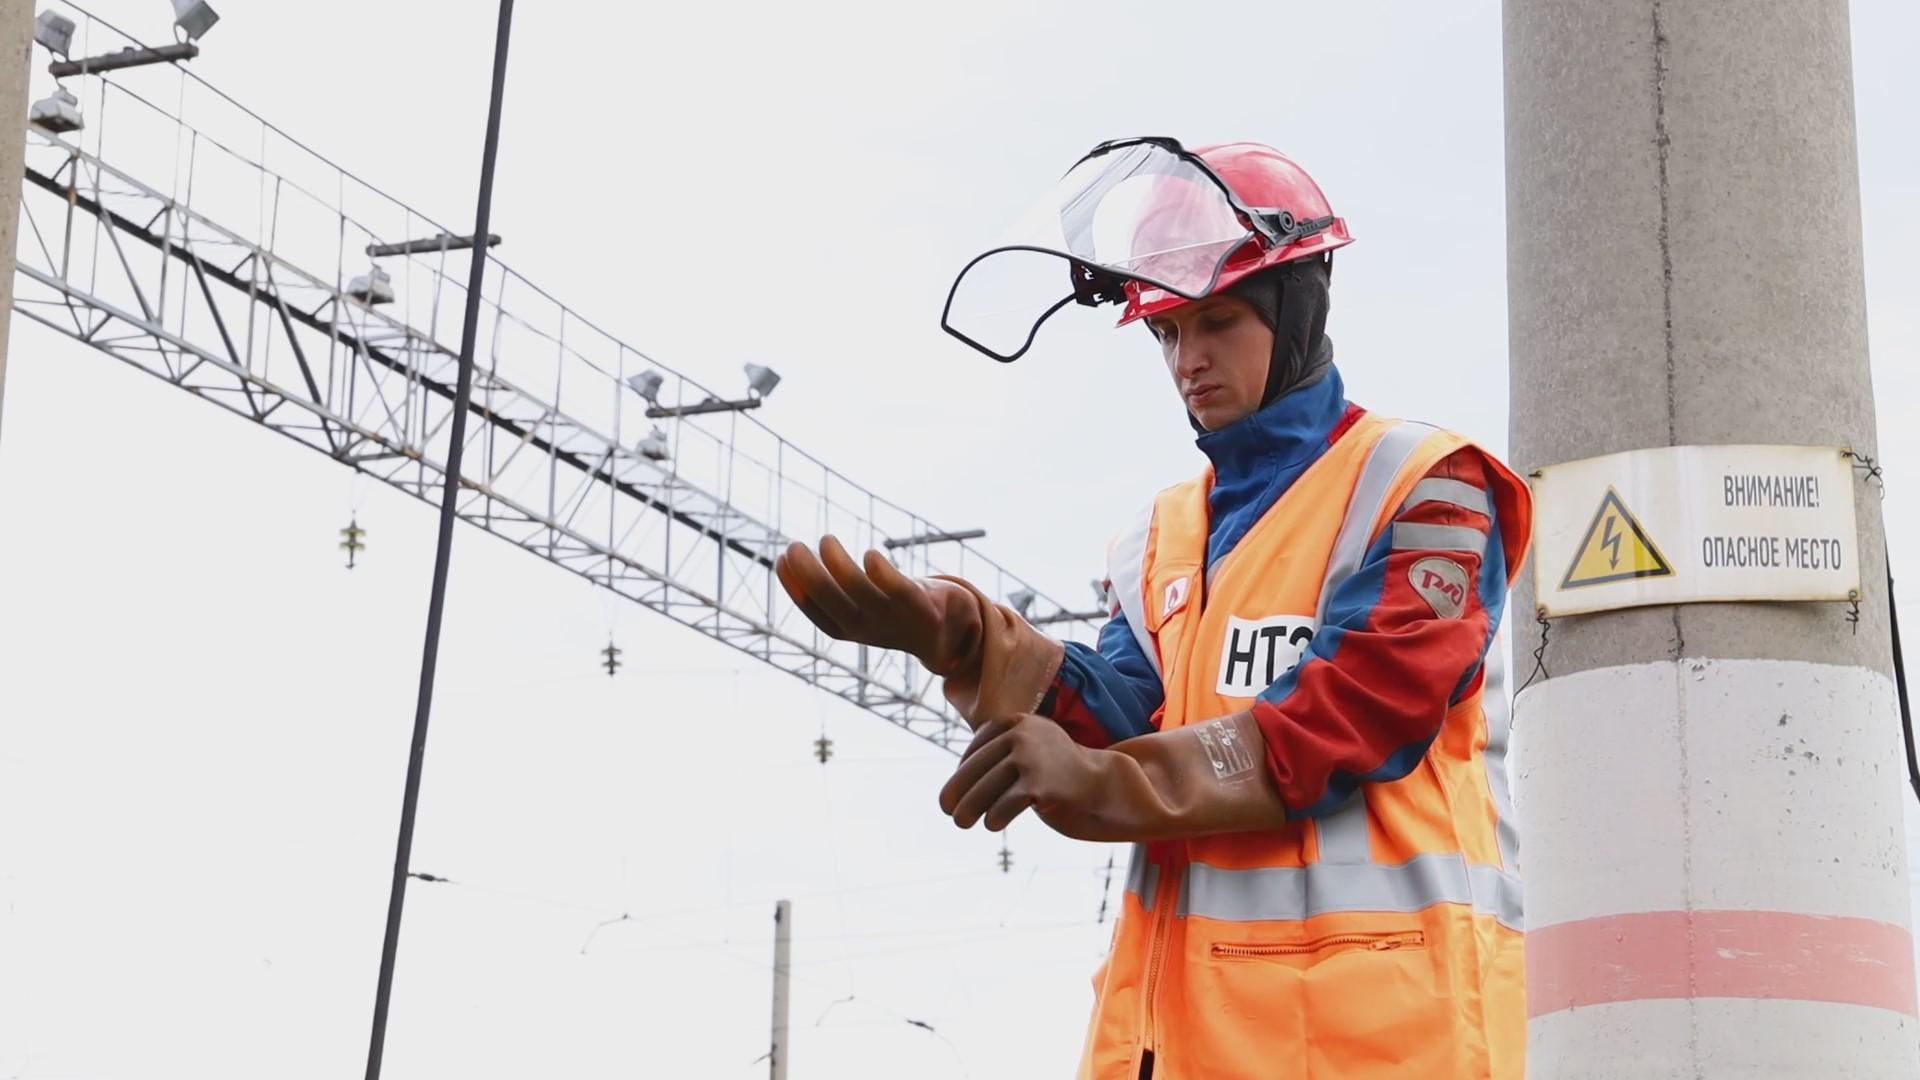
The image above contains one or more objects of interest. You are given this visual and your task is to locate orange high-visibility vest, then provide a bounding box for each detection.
[1082,414,1530,1080]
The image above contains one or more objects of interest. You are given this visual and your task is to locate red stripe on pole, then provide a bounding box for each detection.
[1528,909,1917,1019]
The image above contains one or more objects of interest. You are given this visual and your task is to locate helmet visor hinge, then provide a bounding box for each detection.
[1070,262,1129,307]
[1248,210,1336,246]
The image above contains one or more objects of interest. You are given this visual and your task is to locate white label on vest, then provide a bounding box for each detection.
[1215,614,1319,697]
[1162,576,1191,619]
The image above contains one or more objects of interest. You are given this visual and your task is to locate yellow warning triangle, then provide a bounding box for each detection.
[1561,487,1674,589]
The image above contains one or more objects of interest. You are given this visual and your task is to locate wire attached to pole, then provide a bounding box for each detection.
[1889,558,1917,806]
[1849,453,1913,804]
[1519,613,1552,693]
[362,3,516,1077]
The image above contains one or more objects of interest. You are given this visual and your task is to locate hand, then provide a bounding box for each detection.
[776,536,984,678]
[940,712,1294,843]
[939,714,1142,840]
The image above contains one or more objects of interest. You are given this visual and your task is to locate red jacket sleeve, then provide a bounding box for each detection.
[1249,446,1511,818]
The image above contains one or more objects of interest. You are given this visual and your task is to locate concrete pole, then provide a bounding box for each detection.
[1506,2,1915,1077]
[770,899,791,1080]
[0,0,33,446]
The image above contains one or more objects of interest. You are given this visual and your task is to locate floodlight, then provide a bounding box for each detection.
[172,0,217,41]
[28,87,82,133]
[636,427,671,462]
[35,10,75,56]
[744,362,781,399]
[626,369,665,404]
[347,266,394,305]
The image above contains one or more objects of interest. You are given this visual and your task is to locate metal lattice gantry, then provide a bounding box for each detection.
[8,3,1100,753]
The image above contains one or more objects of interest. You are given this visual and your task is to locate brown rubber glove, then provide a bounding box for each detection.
[936,577,1064,727]
[937,711,1292,842]
[776,537,1064,728]
[776,536,986,678]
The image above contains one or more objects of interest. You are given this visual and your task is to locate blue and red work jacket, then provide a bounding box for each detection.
[1041,365,1510,817]
[1047,364,1530,1080]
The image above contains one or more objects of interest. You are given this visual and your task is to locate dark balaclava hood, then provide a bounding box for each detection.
[1185,256,1334,432]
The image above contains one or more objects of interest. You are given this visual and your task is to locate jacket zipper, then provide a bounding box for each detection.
[1210,931,1425,960]
[1140,860,1178,1061]
[1142,575,1202,1066]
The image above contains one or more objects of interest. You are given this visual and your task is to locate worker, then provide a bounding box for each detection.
[776,138,1531,1080]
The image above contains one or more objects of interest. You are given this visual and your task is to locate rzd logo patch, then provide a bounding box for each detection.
[1215,614,1318,697]
[1410,557,1470,620]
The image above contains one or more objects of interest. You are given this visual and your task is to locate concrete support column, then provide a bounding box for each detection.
[1504,2,1915,1076]
[1,0,34,445]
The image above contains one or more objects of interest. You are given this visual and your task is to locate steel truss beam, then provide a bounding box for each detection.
[12,91,1096,753]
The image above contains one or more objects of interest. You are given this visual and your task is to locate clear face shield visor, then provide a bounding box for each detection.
[940,138,1313,362]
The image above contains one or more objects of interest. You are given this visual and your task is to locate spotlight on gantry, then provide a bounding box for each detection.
[635,427,671,462]
[28,87,83,133]
[743,362,781,400]
[35,10,76,56]
[626,369,665,404]
[346,266,394,305]
[171,0,219,41]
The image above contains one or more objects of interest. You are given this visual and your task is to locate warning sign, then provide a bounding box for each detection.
[1561,489,1673,589]
[1532,445,1859,617]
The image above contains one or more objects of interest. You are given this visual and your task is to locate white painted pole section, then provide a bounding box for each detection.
[770,899,791,1080]
[1504,1,1917,1076]
[0,0,34,446]
[1517,660,1912,1072]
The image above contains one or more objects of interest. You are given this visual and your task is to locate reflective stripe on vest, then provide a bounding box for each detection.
[1301,419,1442,892]
[1482,623,1521,875]
[1107,502,1162,681]
[1180,854,1524,930]
[1314,421,1435,625]
[1124,843,1159,909]
[1404,475,1493,518]
[1391,522,1489,557]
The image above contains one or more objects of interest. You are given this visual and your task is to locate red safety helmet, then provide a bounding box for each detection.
[1116,141,1351,327]
[941,137,1352,363]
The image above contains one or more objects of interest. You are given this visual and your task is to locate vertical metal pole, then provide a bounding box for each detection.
[362,2,514,1076]
[770,900,792,1080]
[0,0,35,447]
[1505,2,1914,1076]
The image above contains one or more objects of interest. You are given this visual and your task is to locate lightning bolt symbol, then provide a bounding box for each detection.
[1602,515,1623,569]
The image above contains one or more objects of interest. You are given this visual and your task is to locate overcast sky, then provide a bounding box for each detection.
[3,2,1918,1078]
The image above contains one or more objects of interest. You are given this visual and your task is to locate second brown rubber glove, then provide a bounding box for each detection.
[937,710,1294,842]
